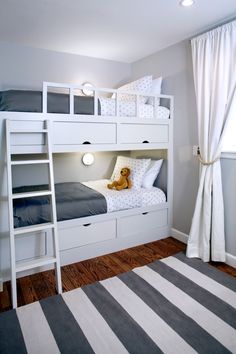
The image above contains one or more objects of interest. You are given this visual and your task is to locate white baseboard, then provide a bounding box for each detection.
[171,227,236,269]
[225,253,236,268]
[171,228,188,244]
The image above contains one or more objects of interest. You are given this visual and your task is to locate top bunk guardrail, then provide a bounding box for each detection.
[42,82,173,120]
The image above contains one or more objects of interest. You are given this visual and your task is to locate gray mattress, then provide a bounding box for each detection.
[13,182,107,228]
[0,90,101,114]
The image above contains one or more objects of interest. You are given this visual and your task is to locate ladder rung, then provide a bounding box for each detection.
[10,129,48,133]
[12,190,52,199]
[14,223,55,235]
[11,159,50,165]
[16,256,57,273]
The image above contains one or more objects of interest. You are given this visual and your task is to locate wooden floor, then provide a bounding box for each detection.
[0,237,235,312]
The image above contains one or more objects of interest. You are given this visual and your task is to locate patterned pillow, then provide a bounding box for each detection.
[147,77,163,106]
[112,76,152,104]
[111,156,151,190]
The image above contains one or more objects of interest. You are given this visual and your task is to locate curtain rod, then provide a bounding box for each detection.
[190,15,236,40]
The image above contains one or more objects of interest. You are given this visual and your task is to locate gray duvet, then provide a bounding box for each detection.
[0,90,101,114]
[13,182,107,228]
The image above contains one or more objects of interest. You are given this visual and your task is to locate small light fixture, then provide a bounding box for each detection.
[82,153,94,166]
[82,82,94,96]
[179,0,194,6]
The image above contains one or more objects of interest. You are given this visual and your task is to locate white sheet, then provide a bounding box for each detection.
[99,98,169,119]
[83,179,166,213]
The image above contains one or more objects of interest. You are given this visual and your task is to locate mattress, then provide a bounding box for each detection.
[83,179,166,213]
[13,180,166,228]
[0,90,170,119]
[0,90,101,115]
[13,182,107,228]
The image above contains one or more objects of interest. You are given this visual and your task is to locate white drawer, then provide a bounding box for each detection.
[119,123,169,144]
[119,209,168,238]
[59,219,116,250]
[53,122,116,145]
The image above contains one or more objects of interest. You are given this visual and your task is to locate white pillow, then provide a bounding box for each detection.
[112,76,153,104]
[111,156,151,190]
[147,77,163,106]
[142,159,163,189]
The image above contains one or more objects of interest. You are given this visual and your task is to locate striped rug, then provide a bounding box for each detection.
[1,252,236,354]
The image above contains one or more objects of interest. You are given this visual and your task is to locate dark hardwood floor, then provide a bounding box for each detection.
[0,237,235,312]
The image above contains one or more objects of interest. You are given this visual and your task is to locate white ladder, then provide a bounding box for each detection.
[6,119,62,308]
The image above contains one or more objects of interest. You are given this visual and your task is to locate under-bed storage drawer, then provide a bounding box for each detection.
[119,123,169,144]
[119,209,168,239]
[53,122,116,145]
[59,219,116,250]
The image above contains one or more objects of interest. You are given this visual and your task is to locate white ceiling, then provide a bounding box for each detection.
[0,0,236,63]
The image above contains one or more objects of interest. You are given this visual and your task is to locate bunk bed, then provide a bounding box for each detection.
[0,80,173,285]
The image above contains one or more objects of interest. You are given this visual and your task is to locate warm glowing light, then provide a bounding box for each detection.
[82,82,94,96]
[180,0,194,7]
[82,153,94,166]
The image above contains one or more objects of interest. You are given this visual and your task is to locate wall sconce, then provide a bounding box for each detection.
[82,82,94,96]
[82,153,94,166]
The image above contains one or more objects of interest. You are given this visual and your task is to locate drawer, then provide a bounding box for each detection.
[59,219,116,250]
[119,123,169,144]
[119,209,168,238]
[53,122,116,145]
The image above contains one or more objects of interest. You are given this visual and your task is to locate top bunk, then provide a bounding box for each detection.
[0,76,173,153]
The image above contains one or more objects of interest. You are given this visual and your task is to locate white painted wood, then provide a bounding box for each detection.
[171,227,236,269]
[6,120,17,308]
[119,123,169,144]
[15,232,47,262]
[16,256,57,272]
[0,82,174,284]
[45,119,62,295]
[59,226,170,267]
[12,190,52,199]
[53,121,116,145]
[119,209,168,239]
[59,219,116,250]
[6,119,62,307]
[167,96,174,227]
[14,223,55,235]
[11,159,50,165]
[170,227,189,244]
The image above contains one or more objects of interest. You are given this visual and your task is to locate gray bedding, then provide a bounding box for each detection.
[13,182,107,228]
[0,90,101,114]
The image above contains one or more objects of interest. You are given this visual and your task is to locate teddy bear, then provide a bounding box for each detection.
[107,167,132,191]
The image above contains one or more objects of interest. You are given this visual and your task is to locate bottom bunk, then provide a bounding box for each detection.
[0,150,172,280]
[13,178,169,267]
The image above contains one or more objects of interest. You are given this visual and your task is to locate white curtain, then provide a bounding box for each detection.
[186,21,236,262]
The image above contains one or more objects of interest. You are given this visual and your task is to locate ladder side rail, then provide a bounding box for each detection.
[45,120,62,294]
[5,120,17,308]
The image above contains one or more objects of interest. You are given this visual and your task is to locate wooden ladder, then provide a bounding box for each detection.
[6,119,62,308]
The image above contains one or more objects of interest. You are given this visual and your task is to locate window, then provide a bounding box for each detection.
[222,102,236,153]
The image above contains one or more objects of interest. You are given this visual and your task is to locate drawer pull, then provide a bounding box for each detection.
[142,212,148,215]
[142,140,149,144]
[83,223,91,227]
[82,141,91,145]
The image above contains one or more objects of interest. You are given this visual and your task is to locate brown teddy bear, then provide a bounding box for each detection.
[107,167,132,191]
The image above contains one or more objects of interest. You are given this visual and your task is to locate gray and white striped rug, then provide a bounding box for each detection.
[1,252,236,354]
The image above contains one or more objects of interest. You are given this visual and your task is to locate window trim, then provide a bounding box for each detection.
[221,151,236,160]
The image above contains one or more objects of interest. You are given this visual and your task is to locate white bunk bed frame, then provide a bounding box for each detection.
[0,82,173,281]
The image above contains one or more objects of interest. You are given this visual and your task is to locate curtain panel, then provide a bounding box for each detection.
[187,21,236,262]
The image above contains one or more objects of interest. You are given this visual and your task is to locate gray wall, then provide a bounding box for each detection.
[0,41,131,90]
[221,158,236,257]
[132,40,199,234]
[132,40,236,257]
